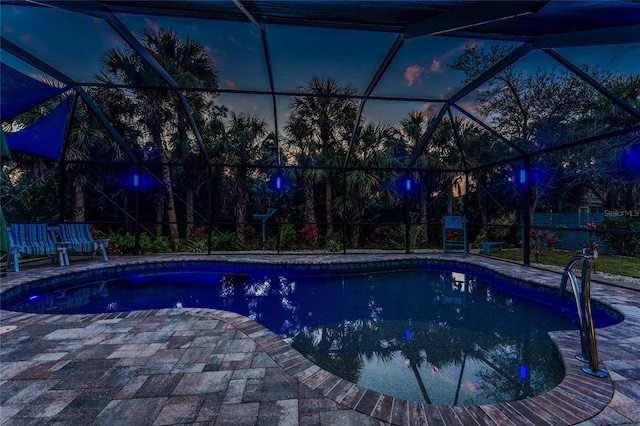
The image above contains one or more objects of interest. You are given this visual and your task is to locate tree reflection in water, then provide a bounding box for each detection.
[282,271,567,406]
[6,266,617,405]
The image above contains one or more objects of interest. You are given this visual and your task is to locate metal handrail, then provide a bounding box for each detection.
[558,254,607,378]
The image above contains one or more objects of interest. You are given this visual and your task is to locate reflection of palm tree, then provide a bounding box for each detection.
[291,325,364,383]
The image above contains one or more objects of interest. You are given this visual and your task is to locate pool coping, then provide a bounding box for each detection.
[1,253,639,425]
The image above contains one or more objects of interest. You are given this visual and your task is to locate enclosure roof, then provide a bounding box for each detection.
[1,0,640,168]
[74,1,640,41]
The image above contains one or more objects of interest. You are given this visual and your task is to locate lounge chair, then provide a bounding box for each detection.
[7,223,69,272]
[57,223,109,262]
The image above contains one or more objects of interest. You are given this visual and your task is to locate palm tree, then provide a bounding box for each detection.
[288,76,358,237]
[284,118,319,229]
[215,112,271,242]
[98,27,219,251]
[400,111,442,245]
[338,122,402,247]
[65,91,133,223]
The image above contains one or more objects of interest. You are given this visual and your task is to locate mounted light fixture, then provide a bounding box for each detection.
[519,169,527,184]
[272,174,285,191]
[401,175,415,193]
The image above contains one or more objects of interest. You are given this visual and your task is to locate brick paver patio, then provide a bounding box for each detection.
[1,253,639,425]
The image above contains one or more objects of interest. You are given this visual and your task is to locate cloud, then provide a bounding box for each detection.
[431,59,442,73]
[18,33,33,44]
[144,17,161,32]
[223,79,237,89]
[404,65,425,86]
[420,102,441,116]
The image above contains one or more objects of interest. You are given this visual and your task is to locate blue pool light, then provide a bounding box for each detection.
[618,143,640,179]
[520,365,527,380]
[519,169,526,184]
[400,176,415,193]
[405,329,411,340]
[28,295,41,301]
[271,174,285,191]
[133,173,139,187]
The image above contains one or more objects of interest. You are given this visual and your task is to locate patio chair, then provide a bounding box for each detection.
[57,223,109,262]
[442,215,468,257]
[7,223,69,272]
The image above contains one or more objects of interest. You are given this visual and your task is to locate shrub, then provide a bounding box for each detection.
[374,225,393,248]
[388,224,423,252]
[104,231,171,254]
[529,230,561,263]
[300,224,318,247]
[325,232,343,252]
[279,223,298,250]
[210,231,240,251]
[598,216,640,257]
[239,225,260,250]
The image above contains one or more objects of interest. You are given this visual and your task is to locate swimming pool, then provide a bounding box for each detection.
[1,261,619,406]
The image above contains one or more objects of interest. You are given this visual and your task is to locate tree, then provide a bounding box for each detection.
[400,110,443,244]
[98,27,219,251]
[214,112,272,242]
[288,76,358,237]
[450,42,617,217]
[144,27,223,239]
[337,122,402,247]
[284,116,319,229]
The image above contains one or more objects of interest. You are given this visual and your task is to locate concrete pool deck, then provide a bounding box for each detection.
[1,253,639,425]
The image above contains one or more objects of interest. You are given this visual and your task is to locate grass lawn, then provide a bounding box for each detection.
[485,249,640,279]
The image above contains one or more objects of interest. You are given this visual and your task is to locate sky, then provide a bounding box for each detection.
[2,3,640,130]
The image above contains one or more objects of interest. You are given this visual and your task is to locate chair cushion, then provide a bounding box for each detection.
[59,223,98,254]
[11,223,57,256]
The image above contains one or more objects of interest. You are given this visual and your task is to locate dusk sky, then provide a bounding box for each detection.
[2,3,640,130]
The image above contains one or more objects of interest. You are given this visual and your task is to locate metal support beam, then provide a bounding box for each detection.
[447,108,468,170]
[102,14,213,167]
[544,49,640,121]
[532,24,640,49]
[408,104,448,169]
[451,104,526,155]
[345,34,405,167]
[233,0,282,168]
[448,43,532,105]
[404,1,547,38]
[0,36,139,165]
[27,2,214,167]
[409,45,530,170]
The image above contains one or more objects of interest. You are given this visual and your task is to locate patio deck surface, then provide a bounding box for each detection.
[1,253,639,425]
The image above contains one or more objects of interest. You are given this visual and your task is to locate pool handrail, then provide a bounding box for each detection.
[558,254,607,378]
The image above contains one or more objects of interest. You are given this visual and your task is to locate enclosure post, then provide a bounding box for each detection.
[207,166,212,255]
[134,171,140,255]
[59,92,79,222]
[342,170,347,254]
[405,191,411,254]
[522,156,531,266]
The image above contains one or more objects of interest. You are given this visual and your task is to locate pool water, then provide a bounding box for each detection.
[2,265,619,406]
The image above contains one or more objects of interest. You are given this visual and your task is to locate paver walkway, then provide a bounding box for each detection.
[1,253,639,425]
